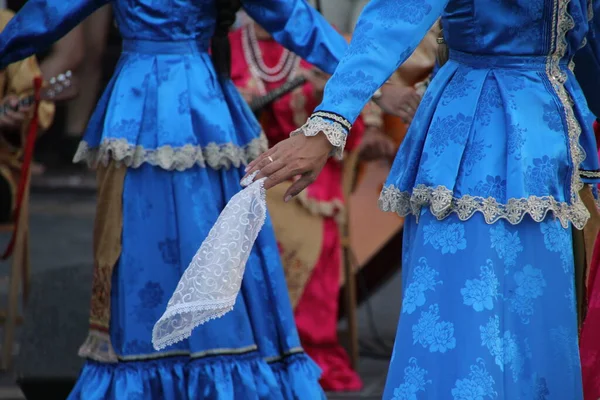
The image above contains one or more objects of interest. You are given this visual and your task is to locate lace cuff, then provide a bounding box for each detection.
[291,111,351,160]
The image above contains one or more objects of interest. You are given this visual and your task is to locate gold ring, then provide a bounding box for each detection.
[268,156,274,163]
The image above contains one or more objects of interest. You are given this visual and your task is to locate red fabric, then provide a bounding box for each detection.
[582,241,600,399]
[581,124,600,399]
[294,219,363,392]
[230,27,364,391]
[230,28,364,209]
[2,76,42,260]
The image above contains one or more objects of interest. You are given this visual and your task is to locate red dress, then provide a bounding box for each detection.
[230,25,364,392]
[581,119,600,399]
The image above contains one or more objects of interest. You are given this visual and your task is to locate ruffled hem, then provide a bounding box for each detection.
[67,352,325,400]
[72,135,268,171]
[379,184,590,230]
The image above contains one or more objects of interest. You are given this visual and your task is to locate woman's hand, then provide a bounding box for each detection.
[374,83,421,123]
[0,95,31,131]
[359,127,396,162]
[243,133,333,201]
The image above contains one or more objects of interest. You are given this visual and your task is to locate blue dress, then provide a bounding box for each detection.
[295,0,600,398]
[0,0,349,399]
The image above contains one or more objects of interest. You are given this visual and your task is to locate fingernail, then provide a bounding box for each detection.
[244,166,249,172]
[284,195,292,203]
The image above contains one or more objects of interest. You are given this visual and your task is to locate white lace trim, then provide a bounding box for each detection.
[379,184,590,230]
[580,170,600,179]
[78,330,118,363]
[72,135,268,171]
[545,0,589,227]
[152,172,267,350]
[291,116,348,160]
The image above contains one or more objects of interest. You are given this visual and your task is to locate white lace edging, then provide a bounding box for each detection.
[152,172,267,350]
[72,135,268,171]
[152,302,236,351]
[379,184,590,230]
[78,330,119,363]
[291,116,348,160]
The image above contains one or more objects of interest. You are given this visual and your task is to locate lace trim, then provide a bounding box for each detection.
[153,301,237,351]
[379,185,590,230]
[291,116,348,160]
[312,111,353,131]
[545,0,588,225]
[78,330,118,363]
[72,135,269,171]
[581,170,600,179]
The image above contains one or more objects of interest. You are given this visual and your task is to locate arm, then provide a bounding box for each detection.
[243,0,448,198]
[241,0,348,75]
[0,0,109,69]
[574,1,600,117]
[304,0,448,154]
[6,56,55,133]
[0,10,54,133]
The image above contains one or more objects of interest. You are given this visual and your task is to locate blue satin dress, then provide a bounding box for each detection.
[296,0,600,398]
[0,0,349,398]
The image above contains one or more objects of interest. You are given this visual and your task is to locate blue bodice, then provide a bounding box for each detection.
[0,0,348,171]
[294,0,600,230]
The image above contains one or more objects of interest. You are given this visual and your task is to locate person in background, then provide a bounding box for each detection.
[0,7,55,222]
[6,0,83,174]
[230,18,402,392]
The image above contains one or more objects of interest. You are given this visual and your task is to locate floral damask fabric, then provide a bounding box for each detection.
[385,211,581,399]
[0,0,351,399]
[295,0,600,398]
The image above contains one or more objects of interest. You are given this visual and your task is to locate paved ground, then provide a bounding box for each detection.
[0,188,403,399]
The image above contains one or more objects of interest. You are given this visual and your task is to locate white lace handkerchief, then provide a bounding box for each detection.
[152,171,267,350]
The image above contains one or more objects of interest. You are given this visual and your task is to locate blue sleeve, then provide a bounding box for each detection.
[315,0,449,127]
[574,0,600,118]
[0,0,109,69]
[241,0,348,75]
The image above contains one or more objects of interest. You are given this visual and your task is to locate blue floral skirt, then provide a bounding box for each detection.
[67,164,324,400]
[383,210,583,399]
